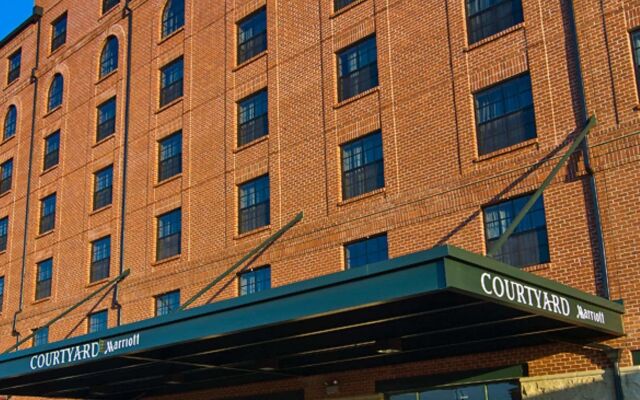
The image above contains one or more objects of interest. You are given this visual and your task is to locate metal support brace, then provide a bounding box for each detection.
[488,116,597,257]
[179,212,304,311]
[3,269,130,354]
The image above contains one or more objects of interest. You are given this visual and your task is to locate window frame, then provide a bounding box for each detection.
[90,236,111,283]
[236,7,267,65]
[3,105,17,140]
[159,57,184,107]
[0,217,7,253]
[238,175,270,234]
[96,97,117,142]
[340,130,384,200]
[44,130,60,171]
[33,327,49,347]
[48,74,64,112]
[0,276,4,312]
[93,165,113,211]
[344,233,388,269]
[466,0,524,45]
[7,49,21,84]
[155,290,180,316]
[36,258,53,300]
[39,193,56,234]
[237,89,268,147]
[51,13,68,52]
[158,131,182,182]
[0,159,13,196]
[631,29,640,101]
[156,208,182,261]
[102,0,120,14]
[161,0,185,38]
[336,35,379,102]
[99,36,119,79]
[88,310,108,333]
[238,266,271,296]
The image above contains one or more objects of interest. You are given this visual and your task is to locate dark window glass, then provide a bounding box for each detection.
[239,266,270,296]
[97,97,116,141]
[389,381,522,400]
[102,0,119,14]
[94,166,113,210]
[334,0,357,11]
[631,31,640,98]
[36,258,53,300]
[238,90,268,146]
[467,0,523,44]
[155,290,180,316]
[0,159,13,196]
[157,209,181,260]
[44,131,60,171]
[162,0,184,38]
[345,234,388,269]
[3,105,17,140]
[99,37,119,78]
[88,310,108,333]
[158,132,182,181]
[39,194,56,234]
[475,74,536,155]
[0,276,4,311]
[341,131,384,199]
[160,58,184,107]
[238,175,270,234]
[7,49,21,84]
[33,327,49,347]
[484,194,549,267]
[51,13,67,52]
[337,36,378,102]
[633,350,640,366]
[90,236,111,282]
[0,217,7,252]
[48,74,64,112]
[237,8,267,64]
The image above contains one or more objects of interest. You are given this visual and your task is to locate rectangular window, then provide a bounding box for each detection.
[97,97,116,142]
[93,165,113,211]
[155,290,180,316]
[33,327,49,347]
[88,310,108,333]
[344,234,388,269]
[238,175,270,234]
[90,236,111,283]
[0,276,4,311]
[39,193,56,234]
[341,131,384,200]
[158,131,182,181]
[237,8,267,64]
[102,0,119,14]
[0,159,13,195]
[0,217,8,252]
[7,49,21,84]
[239,266,271,296]
[389,381,521,400]
[337,36,378,102]
[633,350,640,366]
[51,13,67,52]
[631,30,640,98]
[484,194,550,267]
[334,0,357,11]
[237,90,268,147]
[36,258,53,300]
[157,208,181,261]
[467,0,523,44]
[474,74,536,155]
[44,131,60,171]
[160,57,184,107]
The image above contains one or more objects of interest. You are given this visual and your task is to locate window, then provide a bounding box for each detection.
[102,0,119,14]
[633,350,640,366]
[97,97,116,141]
[341,131,384,200]
[237,8,267,64]
[157,208,181,260]
[162,0,184,38]
[88,310,108,333]
[39,194,56,234]
[0,159,13,195]
[344,234,388,269]
[337,36,378,102]
[48,74,64,112]
[631,30,640,98]
[238,175,270,234]
[93,166,113,210]
[238,90,268,147]
[0,276,3,311]
[90,236,111,282]
[474,74,536,155]
[389,381,521,400]
[467,0,523,44]
[44,131,60,171]
[51,13,67,52]
[99,36,119,78]
[7,49,21,84]
[160,57,184,107]
[33,327,49,347]
[155,290,180,316]
[238,266,270,296]
[334,0,358,11]
[3,105,17,140]
[36,258,53,300]
[0,217,7,252]
[484,194,550,267]
[158,131,182,181]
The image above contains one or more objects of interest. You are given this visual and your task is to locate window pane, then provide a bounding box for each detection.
[157,209,181,260]
[94,166,113,210]
[40,194,56,234]
[335,0,358,11]
[467,0,523,44]
[89,310,108,333]
[237,8,267,64]
[48,75,64,111]
[345,234,388,269]
[100,37,119,78]
[36,259,53,300]
[420,385,485,400]
[337,36,378,101]
[8,49,21,83]
[0,159,13,195]
[341,131,384,199]
[158,132,182,181]
[4,106,17,140]
[239,267,271,296]
[487,382,522,400]
[160,58,184,106]
[238,175,270,233]
[162,0,185,38]
[238,90,268,146]
[33,327,49,347]
[102,0,120,14]
[44,131,60,170]
[0,217,7,252]
[97,97,116,141]
[156,290,180,316]
[51,14,67,52]
[0,276,5,311]
[91,236,111,282]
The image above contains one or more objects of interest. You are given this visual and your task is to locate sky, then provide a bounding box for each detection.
[0,2,34,40]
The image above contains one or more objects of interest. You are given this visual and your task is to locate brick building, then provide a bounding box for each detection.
[0,0,638,398]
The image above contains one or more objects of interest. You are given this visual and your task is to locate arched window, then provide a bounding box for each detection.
[48,74,64,112]
[99,36,119,78]
[162,0,184,38]
[3,106,17,140]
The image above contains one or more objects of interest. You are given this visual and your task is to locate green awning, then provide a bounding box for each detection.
[0,246,624,398]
